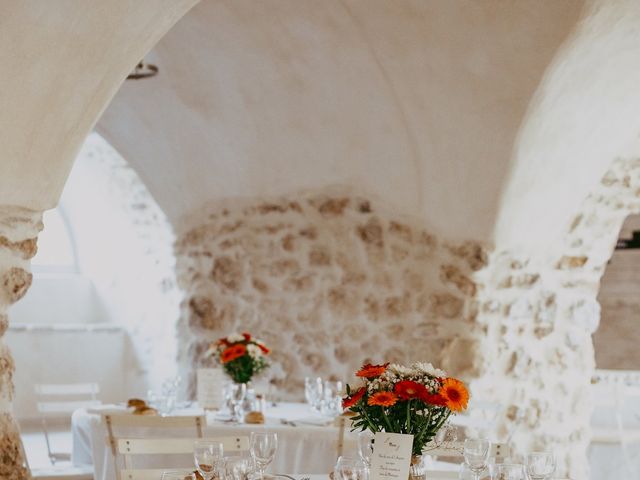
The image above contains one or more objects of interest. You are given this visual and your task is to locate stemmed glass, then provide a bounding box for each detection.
[463,438,491,480]
[357,431,375,468]
[526,453,555,480]
[334,456,368,480]
[229,383,247,422]
[492,464,525,480]
[194,440,224,480]
[161,471,196,480]
[250,432,278,479]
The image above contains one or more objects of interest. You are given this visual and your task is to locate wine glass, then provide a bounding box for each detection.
[526,452,556,480]
[229,383,247,422]
[492,463,525,480]
[335,456,368,480]
[250,432,278,479]
[194,440,224,480]
[463,438,491,480]
[161,471,196,480]
[357,431,375,468]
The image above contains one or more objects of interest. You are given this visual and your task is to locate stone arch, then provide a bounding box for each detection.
[0,2,199,477]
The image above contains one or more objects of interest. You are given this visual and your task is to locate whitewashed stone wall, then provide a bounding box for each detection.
[175,192,487,398]
[0,206,42,480]
[63,133,180,394]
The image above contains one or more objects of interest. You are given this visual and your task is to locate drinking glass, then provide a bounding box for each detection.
[491,463,525,480]
[194,440,224,480]
[304,377,323,412]
[161,471,196,480]
[225,455,254,480]
[357,431,375,468]
[459,463,489,480]
[526,452,556,480]
[229,383,247,422]
[250,432,278,479]
[463,438,491,480]
[334,456,368,480]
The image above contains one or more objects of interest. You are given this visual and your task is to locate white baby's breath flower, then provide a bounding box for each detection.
[388,364,414,377]
[413,362,446,378]
[247,344,262,358]
[227,333,244,343]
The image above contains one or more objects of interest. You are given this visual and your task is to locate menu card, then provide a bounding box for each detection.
[196,368,225,409]
[370,432,414,480]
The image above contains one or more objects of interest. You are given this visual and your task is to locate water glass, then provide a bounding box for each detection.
[250,432,278,479]
[305,377,323,412]
[357,431,375,467]
[194,440,224,480]
[225,455,254,480]
[459,463,489,479]
[526,452,555,480]
[463,438,491,480]
[229,383,247,422]
[161,471,196,480]
[491,463,525,480]
[335,456,368,480]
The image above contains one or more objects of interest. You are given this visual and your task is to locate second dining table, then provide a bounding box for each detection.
[71,402,357,480]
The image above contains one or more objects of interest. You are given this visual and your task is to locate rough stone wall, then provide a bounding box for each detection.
[0,206,42,480]
[472,158,640,478]
[175,191,487,398]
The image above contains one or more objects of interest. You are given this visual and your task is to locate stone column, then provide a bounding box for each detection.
[0,206,42,480]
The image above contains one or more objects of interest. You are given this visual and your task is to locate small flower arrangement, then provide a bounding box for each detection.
[206,332,270,384]
[343,362,469,456]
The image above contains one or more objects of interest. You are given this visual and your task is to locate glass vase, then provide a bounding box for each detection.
[409,455,427,480]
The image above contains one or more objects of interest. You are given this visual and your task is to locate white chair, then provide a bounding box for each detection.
[116,436,249,480]
[103,414,206,480]
[34,383,101,465]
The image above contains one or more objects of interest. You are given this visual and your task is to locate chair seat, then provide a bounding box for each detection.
[31,465,94,480]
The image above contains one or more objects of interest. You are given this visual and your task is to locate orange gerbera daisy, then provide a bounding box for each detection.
[439,378,469,412]
[394,380,427,400]
[342,387,366,409]
[221,344,247,363]
[356,363,389,378]
[368,391,398,407]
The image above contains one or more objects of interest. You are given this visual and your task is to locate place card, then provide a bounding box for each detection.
[196,368,224,409]
[370,432,414,480]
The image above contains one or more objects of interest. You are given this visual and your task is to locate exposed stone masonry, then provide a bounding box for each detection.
[0,206,42,480]
[176,192,487,397]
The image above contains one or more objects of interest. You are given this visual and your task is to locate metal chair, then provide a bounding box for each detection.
[34,383,101,465]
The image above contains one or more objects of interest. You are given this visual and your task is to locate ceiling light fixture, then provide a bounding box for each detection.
[126,60,158,80]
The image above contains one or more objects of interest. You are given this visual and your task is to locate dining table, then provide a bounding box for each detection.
[71,402,358,480]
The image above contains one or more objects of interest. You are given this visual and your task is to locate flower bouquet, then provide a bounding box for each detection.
[343,362,469,458]
[206,332,270,384]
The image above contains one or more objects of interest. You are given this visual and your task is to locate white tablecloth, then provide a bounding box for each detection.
[72,402,357,480]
